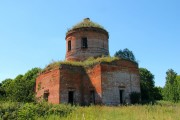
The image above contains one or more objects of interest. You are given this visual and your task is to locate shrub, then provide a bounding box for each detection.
[47,104,75,117]
[0,101,22,120]
[130,92,141,104]
[0,101,76,120]
[18,103,37,120]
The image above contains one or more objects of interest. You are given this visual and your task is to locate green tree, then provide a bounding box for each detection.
[13,68,41,102]
[114,48,137,62]
[0,83,5,98]
[1,68,41,102]
[21,67,41,102]
[163,69,179,102]
[1,78,14,99]
[153,86,163,100]
[176,75,180,99]
[12,74,25,101]
[139,68,155,102]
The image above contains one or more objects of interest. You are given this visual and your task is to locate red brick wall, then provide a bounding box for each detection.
[36,68,60,104]
[36,59,140,105]
[59,64,102,105]
[65,30,109,61]
[59,65,85,104]
[85,64,102,104]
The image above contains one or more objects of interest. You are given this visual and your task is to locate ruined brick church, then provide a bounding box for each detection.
[36,18,140,105]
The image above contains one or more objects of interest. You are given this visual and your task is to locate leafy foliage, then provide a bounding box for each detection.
[139,68,155,103]
[0,101,22,120]
[114,48,137,63]
[163,69,180,102]
[153,86,163,100]
[1,68,41,102]
[0,83,5,98]
[0,101,75,120]
[1,78,14,100]
[130,92,141,104]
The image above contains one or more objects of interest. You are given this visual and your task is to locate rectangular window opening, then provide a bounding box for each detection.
[81,37,88,48]
[43,93,49,102]
[68,40,71,51]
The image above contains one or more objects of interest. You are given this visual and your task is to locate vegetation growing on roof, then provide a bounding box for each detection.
[72,21,104,30]
[67,18,107,33]
[41,56,119,73]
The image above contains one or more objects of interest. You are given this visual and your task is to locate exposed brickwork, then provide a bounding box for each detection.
[65,20,109,61]
[36,59,140,105]
[36,68,60,104]
[84,64,102,104]
[36,18,141,105]
[59,64,103,105]
[100,60,140,105]
[59,65,85,104]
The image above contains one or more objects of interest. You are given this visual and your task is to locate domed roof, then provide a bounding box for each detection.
[72,18,105,29]
[66,18,108,35]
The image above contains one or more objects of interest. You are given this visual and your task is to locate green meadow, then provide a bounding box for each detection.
[0,101,180,120]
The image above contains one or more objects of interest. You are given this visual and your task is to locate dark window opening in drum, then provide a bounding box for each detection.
[68,40,71,51]
[81,37,88,48]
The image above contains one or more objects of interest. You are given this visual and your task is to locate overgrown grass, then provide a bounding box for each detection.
[67,19,107,34]
[0,101,180,120]
[38,102,180,120]
[0,101,75,120]
[41,57,119,73]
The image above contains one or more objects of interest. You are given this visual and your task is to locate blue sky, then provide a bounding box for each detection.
[0,0,179,87]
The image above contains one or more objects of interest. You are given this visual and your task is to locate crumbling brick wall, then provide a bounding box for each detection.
[36,68,60,104]
[59,64,85,104]
[36,59,140,105]
[101,60,140,105]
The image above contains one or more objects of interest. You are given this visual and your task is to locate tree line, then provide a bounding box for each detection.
[0,68,41,102]
[0,48,179,103]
